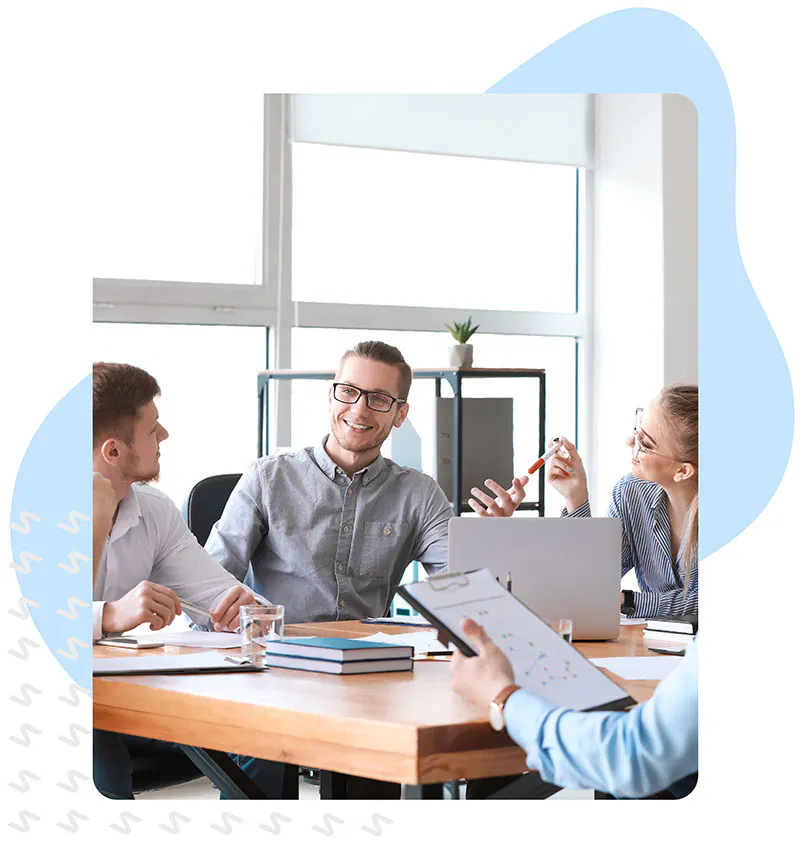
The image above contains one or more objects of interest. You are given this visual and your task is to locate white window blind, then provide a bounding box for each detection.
[291,94,593,167]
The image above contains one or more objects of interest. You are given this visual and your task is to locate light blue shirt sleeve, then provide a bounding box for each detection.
[504,639,698,797]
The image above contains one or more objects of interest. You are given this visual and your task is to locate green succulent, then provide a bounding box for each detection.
[445,316,480,344]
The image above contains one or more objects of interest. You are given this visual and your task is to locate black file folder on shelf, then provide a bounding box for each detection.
[398,569,636,712]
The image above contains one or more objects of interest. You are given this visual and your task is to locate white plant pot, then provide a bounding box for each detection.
[448,343,474,368]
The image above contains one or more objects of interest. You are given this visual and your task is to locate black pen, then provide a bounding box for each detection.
[506,571,512,593]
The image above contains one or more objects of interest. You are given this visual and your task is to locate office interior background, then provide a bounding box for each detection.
[93,92,698,558]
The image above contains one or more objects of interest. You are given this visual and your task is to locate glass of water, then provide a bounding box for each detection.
[547,618,573,644]
[240,604,285,664]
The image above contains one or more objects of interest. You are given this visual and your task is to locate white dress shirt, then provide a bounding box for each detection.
[93,483,259,640]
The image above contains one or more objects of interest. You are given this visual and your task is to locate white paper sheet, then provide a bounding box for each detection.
[591,656,681,680]
[619,617,649,626]
[94,651,250,675]
[137,631,242,649]
[356,630,450,656]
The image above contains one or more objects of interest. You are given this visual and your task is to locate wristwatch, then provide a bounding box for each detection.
[488,684,522,731]
[621,589,636,617]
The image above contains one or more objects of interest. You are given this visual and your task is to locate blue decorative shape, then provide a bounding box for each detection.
[490,9,793,556]
[10,377,91,688]
[8,9,794,680]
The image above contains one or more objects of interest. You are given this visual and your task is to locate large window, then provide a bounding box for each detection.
[93,90,263,285]
[93,324,268,509]
[292,144,578,312]
[93,94,591,522]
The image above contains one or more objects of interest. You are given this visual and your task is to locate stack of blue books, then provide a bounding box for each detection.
[263,637,414,675]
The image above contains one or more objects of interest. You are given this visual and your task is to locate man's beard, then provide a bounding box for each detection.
[330,414,394,455]
[121,451,160,485]
[135,472,160,484]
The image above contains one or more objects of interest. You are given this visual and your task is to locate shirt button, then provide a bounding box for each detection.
[343,526,350,533]
[339,599,345,608]
[383,527,392,536]
[337,564,344,573]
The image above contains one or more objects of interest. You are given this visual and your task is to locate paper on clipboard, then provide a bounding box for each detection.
[398,569,635,712]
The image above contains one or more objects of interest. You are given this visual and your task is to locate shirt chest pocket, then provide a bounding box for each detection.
[356,521,411,581]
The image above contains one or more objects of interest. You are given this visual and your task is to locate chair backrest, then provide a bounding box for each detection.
[182,473,242,547]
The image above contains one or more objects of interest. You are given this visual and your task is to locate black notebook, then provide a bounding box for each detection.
[646,614,698,635]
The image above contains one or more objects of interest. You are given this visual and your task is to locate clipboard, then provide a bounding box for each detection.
[398,569,636,712]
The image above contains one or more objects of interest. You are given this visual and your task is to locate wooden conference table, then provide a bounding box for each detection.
[93,621,658,800]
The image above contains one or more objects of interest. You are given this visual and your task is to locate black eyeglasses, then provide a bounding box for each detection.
[332,382,406,413]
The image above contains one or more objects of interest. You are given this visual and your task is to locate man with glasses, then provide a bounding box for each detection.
[207,340,525,625]
[204,340,525,798]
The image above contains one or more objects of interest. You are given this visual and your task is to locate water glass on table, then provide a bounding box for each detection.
[547,618,573,644]
[240,604,285,664]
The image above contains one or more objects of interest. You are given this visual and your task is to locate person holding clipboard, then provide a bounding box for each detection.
[451,617,698,798]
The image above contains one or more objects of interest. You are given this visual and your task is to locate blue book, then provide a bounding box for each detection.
[264,637,412,663]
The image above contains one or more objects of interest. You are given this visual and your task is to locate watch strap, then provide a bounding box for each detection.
[621,589,636,615]
[492,684,521,711]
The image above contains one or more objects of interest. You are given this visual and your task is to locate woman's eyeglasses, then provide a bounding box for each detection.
[632,408,685,462]
[333,382,406,413]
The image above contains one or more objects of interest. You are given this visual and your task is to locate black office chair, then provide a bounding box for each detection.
[182,473,242,546]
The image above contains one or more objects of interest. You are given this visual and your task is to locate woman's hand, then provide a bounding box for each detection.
[451,617,516,712]
[545,437,589,513]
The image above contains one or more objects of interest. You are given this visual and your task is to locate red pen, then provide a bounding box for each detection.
[527,438,563,475]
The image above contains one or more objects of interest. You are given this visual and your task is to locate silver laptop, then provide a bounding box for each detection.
[447,517,622,640]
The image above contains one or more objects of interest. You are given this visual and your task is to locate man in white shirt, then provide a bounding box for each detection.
[92,362,267,799]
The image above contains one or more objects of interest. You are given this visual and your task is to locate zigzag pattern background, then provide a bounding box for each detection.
[8,596,41,619]
[10,378,92,689]
[10,511,42,534]
[9,683,43,706]
[57,511,90,533]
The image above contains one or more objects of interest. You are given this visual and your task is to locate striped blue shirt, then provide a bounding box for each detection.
[565,474,697,618]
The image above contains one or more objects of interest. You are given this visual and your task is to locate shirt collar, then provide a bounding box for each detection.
[109,485,143,541]
[313,436,339,480]
[649,485,666,511]
[314,435,387,485]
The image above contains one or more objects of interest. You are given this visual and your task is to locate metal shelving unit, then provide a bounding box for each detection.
[257,367,547,515]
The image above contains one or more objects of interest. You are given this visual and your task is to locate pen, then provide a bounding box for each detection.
[527,438,563,475]
[359,619,433,628]
[178,598,213,617]
[506,571,512,593]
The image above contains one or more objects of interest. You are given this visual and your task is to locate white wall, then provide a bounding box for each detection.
[662,94,699,386]
[589,94,698,522]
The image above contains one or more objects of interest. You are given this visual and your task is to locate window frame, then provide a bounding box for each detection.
[93,93,595,477]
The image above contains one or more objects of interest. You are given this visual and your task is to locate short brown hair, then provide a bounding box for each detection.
[337,341,412,400]
[93,362,161,446]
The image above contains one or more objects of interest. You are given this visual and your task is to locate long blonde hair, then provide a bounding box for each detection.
[657,385,698,589]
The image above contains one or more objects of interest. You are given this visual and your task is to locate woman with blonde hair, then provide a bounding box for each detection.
[470,385,698,618]
[549,385,698,617]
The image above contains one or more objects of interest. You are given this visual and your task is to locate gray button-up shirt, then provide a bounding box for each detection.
[205,437,453,623]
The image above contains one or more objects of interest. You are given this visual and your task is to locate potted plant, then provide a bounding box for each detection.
[445,316,479,368]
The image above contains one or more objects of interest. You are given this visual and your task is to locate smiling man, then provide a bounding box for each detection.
[206,341,459,624]
[205,341,526,799]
